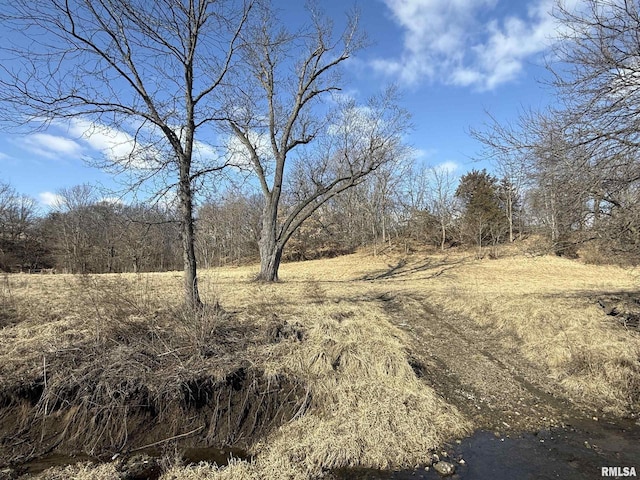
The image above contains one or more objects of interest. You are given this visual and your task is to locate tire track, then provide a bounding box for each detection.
[379,291,575,432]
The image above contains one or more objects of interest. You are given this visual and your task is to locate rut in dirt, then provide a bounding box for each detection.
[376,291,580,431]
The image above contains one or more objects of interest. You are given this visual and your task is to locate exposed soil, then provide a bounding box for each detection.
[378,291,573,431]
[0,309,309,473]
[597,293,640,332]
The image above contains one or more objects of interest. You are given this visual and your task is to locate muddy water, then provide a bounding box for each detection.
[335,418,640,480]
[11,446,249,477]
[13,453,95,477]
[10,419,640,479]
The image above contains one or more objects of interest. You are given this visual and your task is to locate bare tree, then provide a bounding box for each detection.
[464,1,640,259]
[470,110,541,243]
[0,0,253,308]
[426,166,458,250]
[0,182,39,271]
[195,192,261,267]
[50,185,97,273]
[0,183,34,242]
[225,5,410,281]
[553,0,640,160]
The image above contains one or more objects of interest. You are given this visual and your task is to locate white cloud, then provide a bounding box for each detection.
[66,118,154,168]
[67,119,224,171]
[38,191,64,208]
[0,152,9,161]
[21,133,84,159]
[375,0,561,90]
[224,131,272,169]
[328,104,378,136]
[192,139,220,165]
[412,147,437,160]
[100,196,124,205]
[155,188,178,211]
[436,161,459,173]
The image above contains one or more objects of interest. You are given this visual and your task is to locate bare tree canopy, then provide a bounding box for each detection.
[553,0,640,159]
[225,3,411,281]
[0,0,255,308]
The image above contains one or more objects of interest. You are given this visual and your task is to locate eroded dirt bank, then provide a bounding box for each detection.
[0,306,309,473]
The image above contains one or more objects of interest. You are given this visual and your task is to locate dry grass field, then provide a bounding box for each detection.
[1,246,639,479]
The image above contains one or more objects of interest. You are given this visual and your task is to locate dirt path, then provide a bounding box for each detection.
[377,291,584,432]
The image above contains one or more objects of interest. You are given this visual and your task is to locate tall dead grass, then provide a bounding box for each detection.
[7,247,640,479]
[2,257,470,479]
[253,304,468,477]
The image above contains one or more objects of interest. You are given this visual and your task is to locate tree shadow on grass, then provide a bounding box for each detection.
[359,256,467,282]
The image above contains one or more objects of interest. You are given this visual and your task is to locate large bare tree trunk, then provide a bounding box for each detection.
[257,200,282,282]
[258,239,283,282]
[178,168,202,309]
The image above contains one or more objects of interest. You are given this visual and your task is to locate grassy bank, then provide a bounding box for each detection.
[1,247,639,479]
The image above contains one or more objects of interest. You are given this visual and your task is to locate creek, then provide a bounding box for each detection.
[334,417,640,480]
[7,417,640,479]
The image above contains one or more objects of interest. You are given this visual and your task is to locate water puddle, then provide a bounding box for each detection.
[335,418,640,479]
[181,446,250,465]
[14,453,95,477]
[8,419,640,479]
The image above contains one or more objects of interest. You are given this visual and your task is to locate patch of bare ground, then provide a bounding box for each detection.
[378,292,573,431]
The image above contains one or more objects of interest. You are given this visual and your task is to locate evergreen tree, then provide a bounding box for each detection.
[455,169,507,249]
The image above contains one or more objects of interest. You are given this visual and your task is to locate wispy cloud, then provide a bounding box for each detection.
[436,161,459,173]
[100,196,124,205]
[21,133,84,159]
[412,147,437,160]
[38,191,64,208]
[68,119,222,171]
[225,131,272,170]
[375,0,560,90]
[66,118,154,168]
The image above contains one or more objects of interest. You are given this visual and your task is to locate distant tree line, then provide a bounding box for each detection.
[0,183,183,273]
[5,153,630,275]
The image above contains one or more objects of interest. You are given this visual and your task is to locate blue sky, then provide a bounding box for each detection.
[0,0,562,210]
